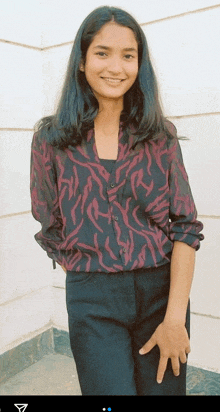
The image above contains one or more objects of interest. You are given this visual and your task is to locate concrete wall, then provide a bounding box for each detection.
[1,0,220,373]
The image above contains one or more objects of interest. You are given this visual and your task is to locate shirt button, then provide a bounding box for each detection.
[122,247,126,253]
[110,183,115,188]
[114,216,118,221]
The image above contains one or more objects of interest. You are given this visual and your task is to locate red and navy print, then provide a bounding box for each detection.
[30,120,204,272]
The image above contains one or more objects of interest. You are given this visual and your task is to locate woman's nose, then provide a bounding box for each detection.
[107,58,123,72]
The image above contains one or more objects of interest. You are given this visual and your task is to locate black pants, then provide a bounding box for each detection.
[66,262,190,396]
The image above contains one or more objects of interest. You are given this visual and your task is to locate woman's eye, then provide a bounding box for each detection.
[96,52,134,59]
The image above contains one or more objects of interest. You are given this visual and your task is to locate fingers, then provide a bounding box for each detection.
[157,356,168,384]
[171,357,180,376]
[180,346,191,364]
[179,351,187,364]
[157,351,190,383]
[157,356,180,383]
[139,332,191,383]
[185,346,191,354]
[139,336,156,355]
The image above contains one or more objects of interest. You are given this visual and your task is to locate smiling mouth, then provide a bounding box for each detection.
[101,77,125,83]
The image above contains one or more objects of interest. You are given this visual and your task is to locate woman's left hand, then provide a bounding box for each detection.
[139,321,191,384]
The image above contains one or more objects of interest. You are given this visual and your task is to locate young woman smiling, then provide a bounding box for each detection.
[30,6,204,396]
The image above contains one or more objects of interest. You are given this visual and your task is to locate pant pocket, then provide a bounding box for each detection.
[66,271,95,285]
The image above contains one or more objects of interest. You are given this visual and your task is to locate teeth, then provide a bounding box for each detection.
[104,78,122,83]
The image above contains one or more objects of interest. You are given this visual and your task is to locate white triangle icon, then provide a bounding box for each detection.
[14,404,28,412]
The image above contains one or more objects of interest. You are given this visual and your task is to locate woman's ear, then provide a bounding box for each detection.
[79,60,85,72]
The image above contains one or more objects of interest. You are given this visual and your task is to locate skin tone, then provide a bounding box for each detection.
[139,241,194,383]
[79,21,139,136]
[61,21,194,385]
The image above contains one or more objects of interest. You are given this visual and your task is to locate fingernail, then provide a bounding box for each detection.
[157,379,162,384]
[139,349,144,355]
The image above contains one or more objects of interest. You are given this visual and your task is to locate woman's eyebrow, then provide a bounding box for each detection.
[93,45,138,53]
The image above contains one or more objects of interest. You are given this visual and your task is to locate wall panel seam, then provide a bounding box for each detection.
[0,211,219,220]
[0,285,52,308]
[0,113,219,133]
[0,4,219,50]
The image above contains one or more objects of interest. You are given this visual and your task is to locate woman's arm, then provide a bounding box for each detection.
[30,132,64,262]
[139,127,203,384]
[164,240,195,325]
[139,241,195,383]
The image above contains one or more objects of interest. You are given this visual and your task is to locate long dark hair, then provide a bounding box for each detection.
[34,5,187,150]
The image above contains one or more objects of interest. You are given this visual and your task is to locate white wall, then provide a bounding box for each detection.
[0,0,219,373]
[0,0,51,354]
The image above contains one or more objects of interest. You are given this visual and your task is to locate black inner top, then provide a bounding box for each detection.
[99,158,116,174]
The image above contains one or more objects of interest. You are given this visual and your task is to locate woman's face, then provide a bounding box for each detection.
[80,22,139,105]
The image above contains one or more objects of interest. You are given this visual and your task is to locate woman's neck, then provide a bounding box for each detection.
[94,102,123,135]
[94,118,120,137]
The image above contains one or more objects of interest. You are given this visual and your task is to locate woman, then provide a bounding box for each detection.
[30,6,204,396]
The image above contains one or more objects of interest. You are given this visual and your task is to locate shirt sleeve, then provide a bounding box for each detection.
[30,132,63,264]
[167,129,204,251]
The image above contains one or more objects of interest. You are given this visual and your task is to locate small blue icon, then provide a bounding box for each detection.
[108,409,111,411]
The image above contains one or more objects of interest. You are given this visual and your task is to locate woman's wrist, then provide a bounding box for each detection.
[163,311,187,326]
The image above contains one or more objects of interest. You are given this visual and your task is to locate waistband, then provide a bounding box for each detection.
[66,261,171,277]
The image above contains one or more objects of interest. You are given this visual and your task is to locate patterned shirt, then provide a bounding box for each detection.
[30,120,204,273]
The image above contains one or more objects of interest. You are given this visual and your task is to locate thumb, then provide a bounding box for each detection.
[139,335,156,355]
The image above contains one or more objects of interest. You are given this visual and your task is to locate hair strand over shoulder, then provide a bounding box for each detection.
[34,6,188,149]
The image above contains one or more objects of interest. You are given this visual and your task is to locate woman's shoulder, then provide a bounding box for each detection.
[32,129,46,150]
[146,119,178,149]
[163,119,177,138]
[32,115,57,147]
[31,128,56,161]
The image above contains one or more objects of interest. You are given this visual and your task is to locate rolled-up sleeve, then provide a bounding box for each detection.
[30,132,63,262]
[167,133,204,251]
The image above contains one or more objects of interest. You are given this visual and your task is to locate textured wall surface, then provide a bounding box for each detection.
[0,0,219,374]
